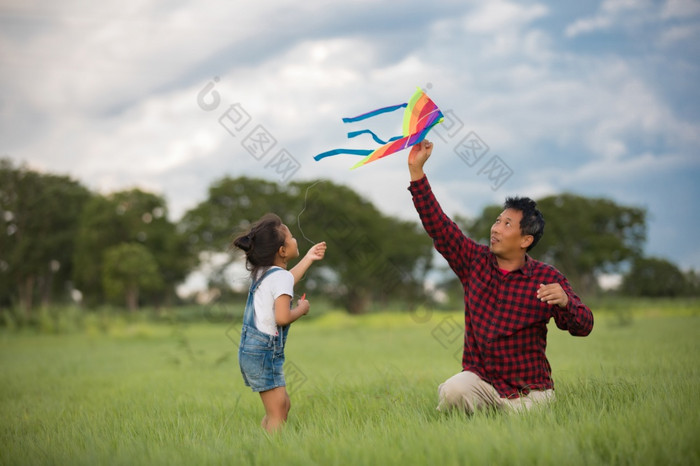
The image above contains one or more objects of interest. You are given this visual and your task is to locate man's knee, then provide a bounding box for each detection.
[437,371,486,412]
[437,382,463,407]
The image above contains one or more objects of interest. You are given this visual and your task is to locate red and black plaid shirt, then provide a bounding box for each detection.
[410,175,593,398]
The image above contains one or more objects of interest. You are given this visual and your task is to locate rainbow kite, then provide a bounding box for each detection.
[314,88,444,169]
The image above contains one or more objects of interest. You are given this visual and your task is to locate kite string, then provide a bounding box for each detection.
[296,180,323,246]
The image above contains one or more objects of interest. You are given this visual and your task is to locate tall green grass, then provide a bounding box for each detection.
[1,308,698,465]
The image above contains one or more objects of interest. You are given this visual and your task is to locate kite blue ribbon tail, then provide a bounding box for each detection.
[346,130,403,145]
[313,148,373,161]
[342,103,408,123]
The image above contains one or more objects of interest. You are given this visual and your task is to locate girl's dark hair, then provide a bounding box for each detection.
[503,196,545,252]
[231,213,286,278]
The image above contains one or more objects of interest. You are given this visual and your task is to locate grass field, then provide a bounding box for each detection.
[1,304,699,465]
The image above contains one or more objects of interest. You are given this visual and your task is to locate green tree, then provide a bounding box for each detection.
[73,194,126,305]
[179,176,292,252]
[467,193,646,294]
[621,257,688,297]
[684,270,700,297]
[102,243,163,311]
[0,159,90,316]
[179,177,433,313]
[73,189,190,307]
[178,176,295,292]
[285,180,433,313]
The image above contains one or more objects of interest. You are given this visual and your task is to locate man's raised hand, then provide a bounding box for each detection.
[408,140,433,181]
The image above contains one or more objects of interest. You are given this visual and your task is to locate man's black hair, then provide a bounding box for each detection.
[503,196,545,252]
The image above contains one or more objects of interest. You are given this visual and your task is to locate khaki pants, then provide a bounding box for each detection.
[437,371,555,414]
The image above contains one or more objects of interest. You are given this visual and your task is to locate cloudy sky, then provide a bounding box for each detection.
[2,0,699,272]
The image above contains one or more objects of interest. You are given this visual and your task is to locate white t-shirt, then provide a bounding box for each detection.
[252,267,294,335]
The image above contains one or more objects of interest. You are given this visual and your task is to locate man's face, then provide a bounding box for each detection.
[490,208,531,258]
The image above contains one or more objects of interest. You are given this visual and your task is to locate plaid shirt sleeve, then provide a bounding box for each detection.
[409,175,594,398]
[547,266,594,336]
[407,175,482,284]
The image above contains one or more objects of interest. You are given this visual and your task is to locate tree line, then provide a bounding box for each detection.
[1,158,697,320]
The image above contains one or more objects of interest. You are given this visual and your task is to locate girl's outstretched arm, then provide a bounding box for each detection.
[290,242,326,285]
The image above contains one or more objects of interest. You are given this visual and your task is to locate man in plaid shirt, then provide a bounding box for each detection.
[408,140,593,413]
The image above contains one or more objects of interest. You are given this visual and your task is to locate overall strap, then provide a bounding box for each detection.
[242,267,285,328]
[251,267,284,293]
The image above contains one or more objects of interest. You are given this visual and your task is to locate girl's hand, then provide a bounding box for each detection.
[306,241,327,261]
[290,242,326,285]
[297,297,310,316]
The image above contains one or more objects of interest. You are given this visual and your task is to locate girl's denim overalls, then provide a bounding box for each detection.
[238,268,290,392]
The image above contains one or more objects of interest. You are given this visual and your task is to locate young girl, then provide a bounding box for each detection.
[232,213,326,432]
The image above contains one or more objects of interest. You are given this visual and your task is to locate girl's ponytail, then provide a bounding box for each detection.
[231,214,285,278]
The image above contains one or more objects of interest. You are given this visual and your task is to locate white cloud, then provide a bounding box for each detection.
[565,15,614,38]
[458,1,551,59]
[2,0,699,269]
[565,0,700,44]
[601,0,653,14]
[659,23,700,45]
[0,0,316,115]
[565,0,653,37]
[661,0,700,19]
[463,1,548,33]
[567,151,697,184]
